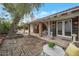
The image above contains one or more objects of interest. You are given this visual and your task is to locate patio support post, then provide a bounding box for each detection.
[39,22,42,36]
[30,24,33,33]
[47,21,51,37]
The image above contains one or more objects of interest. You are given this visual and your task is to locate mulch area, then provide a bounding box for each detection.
[0,35,47,56]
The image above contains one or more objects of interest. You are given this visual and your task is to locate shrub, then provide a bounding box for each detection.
[48,42,56,48]
[17,24,28,30]
[17,25,23,30]
[0,21,11,34]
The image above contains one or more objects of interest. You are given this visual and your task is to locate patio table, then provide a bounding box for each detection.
[41,44,65,56]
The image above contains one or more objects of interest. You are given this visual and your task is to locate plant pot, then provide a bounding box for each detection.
[48,42,56,48]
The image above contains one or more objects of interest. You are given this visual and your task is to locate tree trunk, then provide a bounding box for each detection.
[7,16,20,38]
[28,24,30,35]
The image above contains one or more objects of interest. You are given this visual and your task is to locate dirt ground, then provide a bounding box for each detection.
[0,35,47,56]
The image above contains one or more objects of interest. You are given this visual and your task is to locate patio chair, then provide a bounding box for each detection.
[65,42,79,56]
[65,34,79,56]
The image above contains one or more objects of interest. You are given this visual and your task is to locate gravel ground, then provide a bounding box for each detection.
[0,35,47,56]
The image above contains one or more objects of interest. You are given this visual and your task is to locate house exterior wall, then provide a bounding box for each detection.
[72,17,79,41]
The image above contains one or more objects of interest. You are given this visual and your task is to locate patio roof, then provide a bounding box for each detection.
[30,6,79,23]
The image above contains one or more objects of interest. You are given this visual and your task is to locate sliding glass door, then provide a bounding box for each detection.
[65,20,72,36]
[58,22,62,35]
[57,19,72,37]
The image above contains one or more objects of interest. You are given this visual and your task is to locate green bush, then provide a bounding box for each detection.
[48,42,56,48]
[17,25,23,30]
[17,24,28,30]
[0,21,11,34]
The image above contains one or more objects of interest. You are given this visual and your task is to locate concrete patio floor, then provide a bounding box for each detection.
[31,33,70,49]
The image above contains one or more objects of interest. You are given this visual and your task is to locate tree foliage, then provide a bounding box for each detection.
[1,3,42,36]
[2,3,42,20]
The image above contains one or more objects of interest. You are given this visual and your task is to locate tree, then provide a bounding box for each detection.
[2,3,42,37]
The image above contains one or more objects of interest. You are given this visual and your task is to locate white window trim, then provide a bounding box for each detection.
[56,19,72,39]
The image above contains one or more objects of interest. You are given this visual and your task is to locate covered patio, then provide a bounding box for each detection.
[29,6,79,49]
